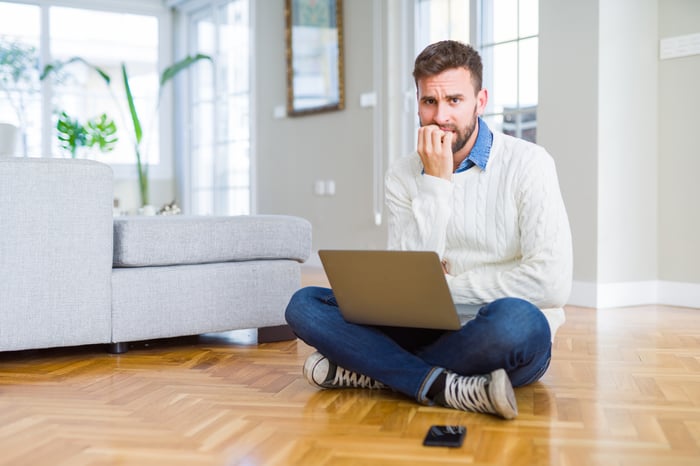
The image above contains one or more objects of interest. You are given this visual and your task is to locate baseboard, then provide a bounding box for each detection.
[657,281,700,309]
[567,281,600,308]
[569,280,700,309]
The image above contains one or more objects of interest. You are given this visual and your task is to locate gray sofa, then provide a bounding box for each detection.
[0,157,311,353]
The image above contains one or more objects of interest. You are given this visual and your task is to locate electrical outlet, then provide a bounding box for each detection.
[360,92,377,108]
[314,180,325,196]
[326,180,336,196]
[660,33,700,60]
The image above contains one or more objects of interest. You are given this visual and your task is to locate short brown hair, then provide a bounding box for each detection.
[413,40,483,92]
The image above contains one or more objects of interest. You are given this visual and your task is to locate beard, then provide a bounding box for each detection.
[421,104,479,155]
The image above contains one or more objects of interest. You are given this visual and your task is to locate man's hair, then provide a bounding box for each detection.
[413,40,483,92]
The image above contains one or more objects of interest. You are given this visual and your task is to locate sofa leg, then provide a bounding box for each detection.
[258,325,296,343]
[108,342,129,354]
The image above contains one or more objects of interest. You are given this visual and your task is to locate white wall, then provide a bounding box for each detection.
[658,0,700,284]
[540,0,699,308]
[597,0,658,284]
[538,0,599,284]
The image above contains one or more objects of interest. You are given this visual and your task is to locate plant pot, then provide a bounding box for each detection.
[0,123,19,157]
[138,204,157,216]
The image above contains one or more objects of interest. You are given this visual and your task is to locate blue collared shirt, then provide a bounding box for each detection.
[454,117,492,173]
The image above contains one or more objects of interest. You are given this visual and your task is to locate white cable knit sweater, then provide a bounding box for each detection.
[385,131,573,340]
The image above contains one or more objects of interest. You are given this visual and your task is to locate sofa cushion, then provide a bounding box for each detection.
[113,215,311,267]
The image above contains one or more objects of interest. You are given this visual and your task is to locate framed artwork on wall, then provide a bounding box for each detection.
[285,0,344,116]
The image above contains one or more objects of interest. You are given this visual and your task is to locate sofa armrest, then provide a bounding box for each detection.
[0,158,114,351]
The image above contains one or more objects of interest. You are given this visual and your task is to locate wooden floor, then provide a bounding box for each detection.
[0,269,698,465]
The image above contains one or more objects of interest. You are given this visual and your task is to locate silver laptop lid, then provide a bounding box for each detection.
[318,250,462,330]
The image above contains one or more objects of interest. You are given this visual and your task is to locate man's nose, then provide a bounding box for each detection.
[434,102,451,124]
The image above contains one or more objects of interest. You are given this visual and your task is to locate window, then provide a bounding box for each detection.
[0,2,41,157]
[182,0,251,216]
[0,1,168,170]
[478,0,538,142]
[415,0,470,47]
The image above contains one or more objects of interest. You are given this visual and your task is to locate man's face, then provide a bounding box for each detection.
[417,67,488,160]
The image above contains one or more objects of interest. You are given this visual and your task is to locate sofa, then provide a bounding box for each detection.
[0,157,311,353]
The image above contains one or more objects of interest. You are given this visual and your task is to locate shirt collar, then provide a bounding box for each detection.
[454,117,492,173]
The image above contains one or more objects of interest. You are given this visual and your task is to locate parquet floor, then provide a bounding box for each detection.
[0,269,698,465]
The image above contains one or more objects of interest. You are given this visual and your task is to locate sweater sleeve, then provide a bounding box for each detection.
[445,150,573,309]
[385,155,454,255]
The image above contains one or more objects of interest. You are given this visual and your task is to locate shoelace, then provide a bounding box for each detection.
[333,366,385,389]
[443,372,493,413]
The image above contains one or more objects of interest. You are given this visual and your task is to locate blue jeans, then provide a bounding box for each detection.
[285,286,552,404]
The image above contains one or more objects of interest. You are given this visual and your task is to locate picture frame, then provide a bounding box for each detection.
[285,0,345,116]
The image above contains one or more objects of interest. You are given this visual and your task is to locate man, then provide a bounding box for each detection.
[285,40,572,420]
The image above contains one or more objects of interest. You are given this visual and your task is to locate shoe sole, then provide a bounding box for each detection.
[302,351,328,389]
[488,369,518,420]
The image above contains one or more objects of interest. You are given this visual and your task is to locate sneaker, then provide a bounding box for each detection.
[303,351,386,390]
[436,369,518,420]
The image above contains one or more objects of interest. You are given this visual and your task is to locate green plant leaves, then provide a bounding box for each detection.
[56,111,86,158]
[0,39,39,86]
[86,113,118,152]
[56,111,118,158]
[121,63,142,145]
[160,53,212,87]
[121,63,147,205]
[40,56,110,85]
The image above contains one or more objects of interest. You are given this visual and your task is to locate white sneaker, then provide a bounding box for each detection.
[303,351,386,390]
[438,369,518,420]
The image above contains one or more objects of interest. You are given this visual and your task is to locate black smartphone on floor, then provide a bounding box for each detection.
[422,425,466,448]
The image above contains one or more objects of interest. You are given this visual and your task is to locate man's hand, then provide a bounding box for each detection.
[441,259,449,275]
[417,125,454,180]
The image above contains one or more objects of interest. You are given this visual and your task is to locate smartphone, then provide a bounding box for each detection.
[422,425,466,448]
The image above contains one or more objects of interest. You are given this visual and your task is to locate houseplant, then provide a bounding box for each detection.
[42,54,211,207]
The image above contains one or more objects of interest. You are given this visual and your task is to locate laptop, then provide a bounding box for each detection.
[318,249,480,330]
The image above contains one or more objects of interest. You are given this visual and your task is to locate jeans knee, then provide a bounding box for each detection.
[285,286,333,327]
[484,297,535,314]
[285,287,307,324]
[480,297,551,345]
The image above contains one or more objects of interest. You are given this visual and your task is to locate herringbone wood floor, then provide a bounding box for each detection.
[0,269,698,465]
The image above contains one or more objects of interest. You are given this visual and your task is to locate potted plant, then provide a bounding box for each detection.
[42,54,211,207]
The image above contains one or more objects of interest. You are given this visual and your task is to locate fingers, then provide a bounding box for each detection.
[417,125,453,179]
[418,125,453,153]
[442,130,453,148]
[417,125,444,157]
